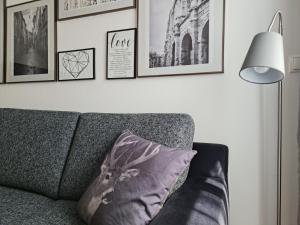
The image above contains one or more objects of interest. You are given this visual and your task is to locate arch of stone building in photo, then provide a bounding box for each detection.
[150,0,210,68]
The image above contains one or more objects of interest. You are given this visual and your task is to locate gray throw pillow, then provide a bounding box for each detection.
[78,130,196,225]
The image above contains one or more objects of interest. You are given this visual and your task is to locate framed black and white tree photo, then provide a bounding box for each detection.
[106,28,136,80]
[58,48,95,81]
[0,0,4,84]
[5,0,56,83]
[58,0,136,21]
[138,0,225,77]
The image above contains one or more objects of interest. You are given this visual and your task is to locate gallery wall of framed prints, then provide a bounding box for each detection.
[5,0,56,83]
[0,0,225,85]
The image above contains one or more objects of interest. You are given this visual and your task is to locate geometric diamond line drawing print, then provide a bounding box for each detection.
[58,48,95,81]
[62,51,90,78]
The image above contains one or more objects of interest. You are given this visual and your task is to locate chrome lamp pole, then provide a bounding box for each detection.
[239,11,285,225]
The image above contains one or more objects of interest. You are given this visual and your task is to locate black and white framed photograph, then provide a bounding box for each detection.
[106,28,136,80]
[138,0,225,77]
[5,0,56,83]
[58,48,95,81]
[58,0,136,21]
[0,0,4,84]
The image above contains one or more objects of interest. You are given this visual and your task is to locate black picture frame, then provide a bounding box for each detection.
[106,28,137,80]
[5,0,57,84]
[0,0,5,84]
[57,48,96,82]
[57,0,136,21]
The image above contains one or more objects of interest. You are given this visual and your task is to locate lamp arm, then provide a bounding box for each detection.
[268,10,283,35]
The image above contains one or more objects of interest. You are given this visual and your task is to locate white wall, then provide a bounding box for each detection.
[1,0,300,225]
[279,1,300,224]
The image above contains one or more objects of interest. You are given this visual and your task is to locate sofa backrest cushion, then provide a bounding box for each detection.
[59,113,195,200]
[0,108,79,199]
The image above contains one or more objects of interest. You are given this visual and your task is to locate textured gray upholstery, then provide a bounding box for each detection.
[59,113,195,200]
[0,108,80,199]
[0,108,229,225]
[0,185,52,225]
[0,186,84,225]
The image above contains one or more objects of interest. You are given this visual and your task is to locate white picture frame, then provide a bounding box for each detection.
[5,0,56,83]
[106,28,137,80]
[58,0,136,21]
[138,0,225,77]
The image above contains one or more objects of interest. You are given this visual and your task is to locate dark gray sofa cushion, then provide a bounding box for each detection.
[59,113,195,200]
[149,178,228,225]
[0,108,80,199]
[149,143,229,225]
[0,186,84,225]
[0,185,52,225]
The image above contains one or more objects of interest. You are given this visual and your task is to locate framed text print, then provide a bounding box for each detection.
[5,0,56,83]
[58,48,95,81]
[138,0,225,77]
[58,0,136,21]
[106,28,136,80]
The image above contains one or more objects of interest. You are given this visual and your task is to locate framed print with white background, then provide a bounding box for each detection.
[107,28,136,79]
[138,0,225,77]
[5,0,56,83]
[58,48,95,81]
[0,0,4,84]
[58,0,136,21]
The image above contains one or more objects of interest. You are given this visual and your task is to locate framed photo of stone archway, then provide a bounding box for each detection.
[5,0,56,83]
[138,0,225,77]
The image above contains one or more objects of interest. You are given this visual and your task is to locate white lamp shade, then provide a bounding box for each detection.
[240,32,285,84]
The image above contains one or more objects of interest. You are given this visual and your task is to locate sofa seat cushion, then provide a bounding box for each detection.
[0,186,84,225]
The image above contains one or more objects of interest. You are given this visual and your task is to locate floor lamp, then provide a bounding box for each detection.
[239,11,285,225]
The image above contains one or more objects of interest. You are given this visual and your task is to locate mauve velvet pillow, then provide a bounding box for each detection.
[78,130,196,225]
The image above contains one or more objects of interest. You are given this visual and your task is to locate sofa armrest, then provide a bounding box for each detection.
[150,178,228,225]
[191,143,229,186]
[149,143,229,225]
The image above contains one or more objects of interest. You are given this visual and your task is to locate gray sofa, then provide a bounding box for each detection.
[0,108,229,225]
